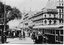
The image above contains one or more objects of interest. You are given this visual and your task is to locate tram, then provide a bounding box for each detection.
[33,25,63,44]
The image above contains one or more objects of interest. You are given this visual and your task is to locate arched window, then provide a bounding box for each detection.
[49,20,52,25]
[54,20,56,24]
[44,19,47,24]
[44,14,46,18]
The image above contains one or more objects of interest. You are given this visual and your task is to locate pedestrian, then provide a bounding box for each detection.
[13,32,15,38]
[23,31,25,38]
[34,31,43,44]
[31,32,36,41]
[19,33,22,39]
[1,31,7,43]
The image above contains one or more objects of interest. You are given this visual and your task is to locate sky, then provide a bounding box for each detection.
[1,0,48,12]
[7,19,21,29]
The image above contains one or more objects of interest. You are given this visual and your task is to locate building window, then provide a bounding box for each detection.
[49,20,52,25]
[45,14,46,18]
[59,20,61,23]
[60,30,63,35]
[44,19,47,24]
[59,20,62,24]
[54,20,56,24]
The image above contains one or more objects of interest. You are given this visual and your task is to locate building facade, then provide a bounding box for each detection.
[28,0,64,44]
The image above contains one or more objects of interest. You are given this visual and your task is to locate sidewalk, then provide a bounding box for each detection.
[6,37,34,44]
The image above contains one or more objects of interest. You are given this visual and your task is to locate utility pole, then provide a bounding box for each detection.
[4,3,6,34]
[2,2,7,43]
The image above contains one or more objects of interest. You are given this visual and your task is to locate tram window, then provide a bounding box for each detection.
[56,30,59,34]
[52,30,55,34]
[60,36,63,41]
[50,30,54,34]
[56,36,59,40]
[44,30,47,33]
[45,29,51,34]
[56,36,62,42]
[60,30,63,35]
[58,36,63,41]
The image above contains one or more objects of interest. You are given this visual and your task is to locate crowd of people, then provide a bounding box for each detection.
[31,31,43,44]
[31,30,49,44]
[0,28,48,44]
[8,29,48,44]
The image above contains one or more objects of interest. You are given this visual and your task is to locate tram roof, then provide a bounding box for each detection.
[33,24,64,29]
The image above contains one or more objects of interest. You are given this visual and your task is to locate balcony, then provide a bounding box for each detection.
[57,6,63,9]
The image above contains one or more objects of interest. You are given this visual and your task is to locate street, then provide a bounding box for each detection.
[6,37,34,44]
[0,0,64,44]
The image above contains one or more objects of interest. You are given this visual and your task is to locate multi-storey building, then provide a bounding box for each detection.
[29,9,59,25]
[57,0,64,24]
[28,0,64,44]
[22,10,36,28]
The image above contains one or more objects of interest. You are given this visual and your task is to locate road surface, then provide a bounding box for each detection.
[6,37,34,44]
